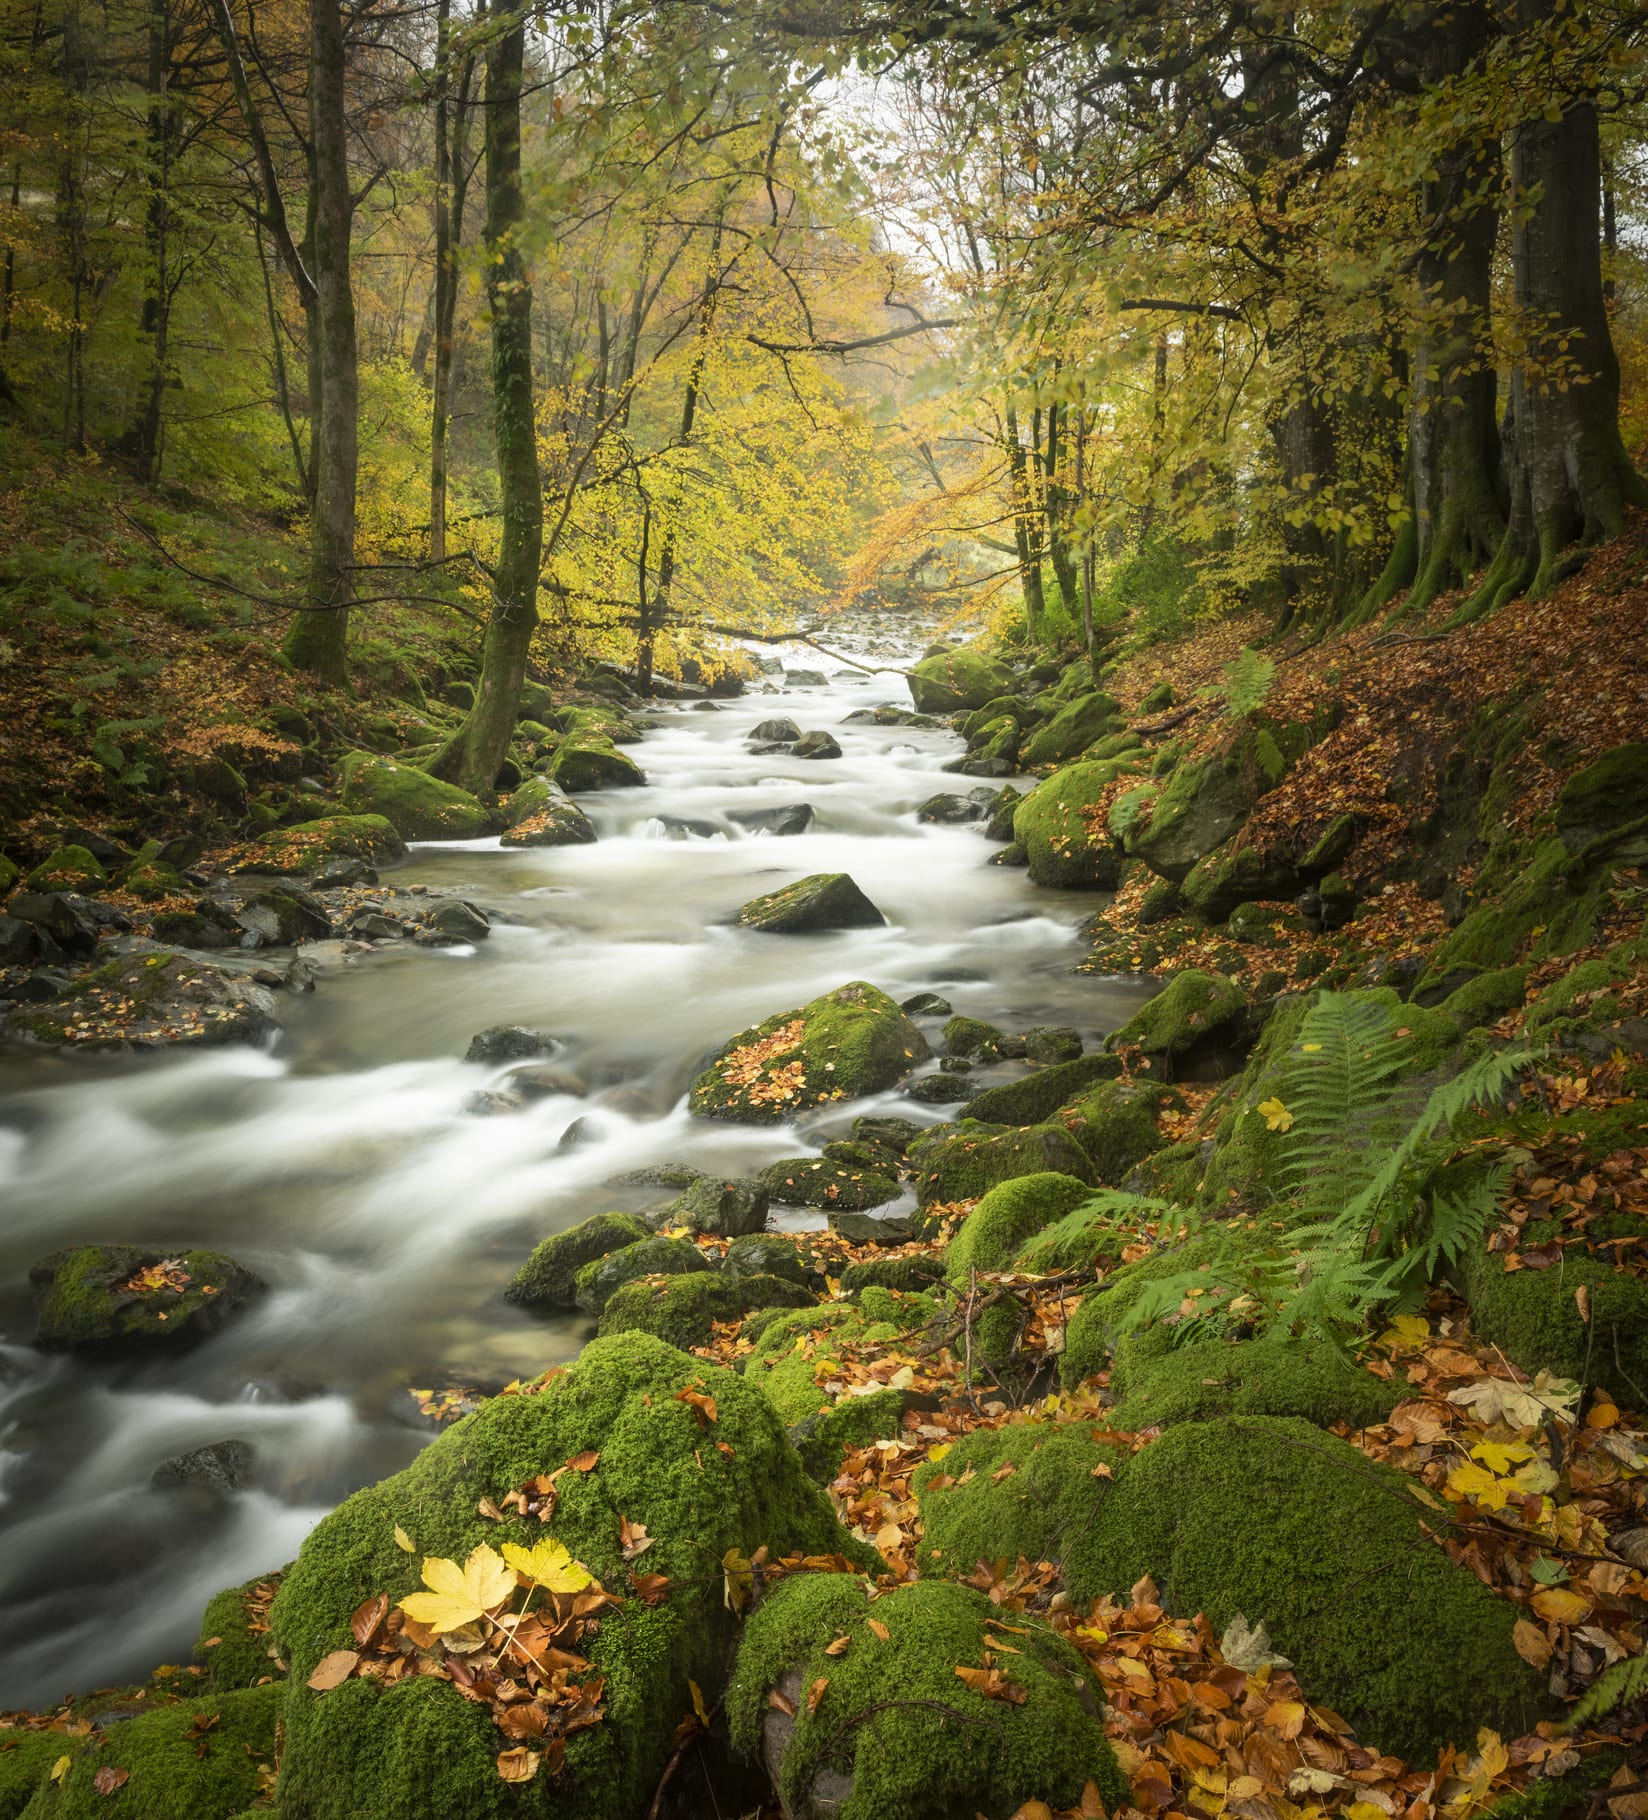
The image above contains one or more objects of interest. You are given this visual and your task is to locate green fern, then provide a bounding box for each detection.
[1562,1646,1648,1727]
[1220,646,1276,719]
[1017,1189,1177,1274]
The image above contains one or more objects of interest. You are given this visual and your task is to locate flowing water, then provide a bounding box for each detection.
[0,629,1153,1707]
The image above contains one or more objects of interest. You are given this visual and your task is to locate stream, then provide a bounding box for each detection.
[0,626,1153,1708]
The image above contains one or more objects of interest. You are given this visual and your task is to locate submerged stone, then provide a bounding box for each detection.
[734,872,885,934]
[729,802,815,837]
[30,1244,263,1352]
[504,1211,653,1311]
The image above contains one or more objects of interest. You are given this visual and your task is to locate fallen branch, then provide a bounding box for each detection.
[691,621,909,678]
[645,1691,722,1820]
[1128,702,1206,738]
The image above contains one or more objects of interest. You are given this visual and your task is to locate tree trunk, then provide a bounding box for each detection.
[429,7,540,793]
[282,0,357,682]
[128,0,173,482]
[429,0,475,566]
[1005,399,1047,637]
[1463,72,1645,618]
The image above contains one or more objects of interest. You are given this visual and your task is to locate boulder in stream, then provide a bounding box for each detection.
[418,899,491,945]
[574,1235,711,1314]
[500,775,598,847]
[908,1121,1096,1203]
[759,1157,902,1211]
[689,980,931,1123]
[915,791,983,824]
[662,1172,771,1236]
[236,885,331,946]
[729,802,814,837]
[1013,757,1142,888]
[252,813,408,873]
[549,733,645,792]
[153,1437,257,1497]
[596,1269,811,1347]
[504,1210,652,1310]
[30,1244,263,1352]
[268,1334,867,1820]
[466,1025,560,1066]
[5,949,280,1048]
[906,648,1015,714]
[339,754,495,840]
[749,717,801,742]
[734,871,885,934]
[792,730,842,760]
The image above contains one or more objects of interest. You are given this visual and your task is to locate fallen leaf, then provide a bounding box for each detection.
[399,1545,515,1635]
[1219,1614,1292,1672]
[50,1758,70,1786]
[806,1675,829,1714]
[1258,1097,1294,1133]
[1530,1586,1592,1625]
[501,1537,595,1594]
[619,1516,655,1560]
[866,1617,890,1642]
[722,1546,754,1614]
[676,1388,719,1426]
[767,1687,796,1716]
[825,1634,851,1656]
[1511,1618,1552,1668]
[93,1766,129,1796]
[633,1572,671,1606]
[306,1649,360,1692]
[566,1450,600,1472]
[496,1747,538,1783]
[350,1594,388,1648]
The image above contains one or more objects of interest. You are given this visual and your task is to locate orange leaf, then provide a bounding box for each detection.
[1512,1619,1552,1668]
[1264,1699,1307,1739]
[496,1747,538,1784]
[306,1649,360,1692]
[806,1676,829,1714]
[866,1618,890,1641]
[566,1450,600,1471]
[93,1767,130,1796]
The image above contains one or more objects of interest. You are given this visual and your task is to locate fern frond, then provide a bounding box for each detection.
[1017,1189,1181,1273]
[1562,1646,1648,1728]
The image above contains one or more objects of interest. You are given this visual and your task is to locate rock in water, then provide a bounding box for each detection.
[30,1244,263,1351]
[749,717,802,742]
[465,1025,560,1064]
[504,1211,654,1310]
[153,1438,256,1496]
[499,776,598,847]
[916,792,983,824]
[906,648,1015,714]
[793,730,842,760]
[420,900,491,945]
[734,872,885,934]
[689,980,931,1123]
[729,803,815,836]
[268,1335,867,1820]
[236,886,332,946]
[549,734,645,792]
[4,950,280,1048]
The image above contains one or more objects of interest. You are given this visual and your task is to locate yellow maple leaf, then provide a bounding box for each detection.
[501,1537,594,1594]
[1447,1461,1510,1510]
[1471,1439,1537,1476]
[1257,1097,1294,1133]
[399,1544,516,1633]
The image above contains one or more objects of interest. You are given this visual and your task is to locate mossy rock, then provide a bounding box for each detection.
[945,1172,1092,1278]
[741,1303,862,1424]
[550,705,641,746]
[963,1054,1121,1127]
[789,1387,910,1480]
[1108,969,1246,1063]
[574,1236,711,1315]
[759,1157,902,1212]
[1414,840,1607,998]
[193,1572,283,1691]
[29,1245,262,1352]
[1180,832,1347,922]
[689,981,931,1123]
[1055,1077,1178,1184]
[19,1684,281,1820]
[909,1123,1096,1205]
[0,854,19,897]
[1107,1332,1400,1431]
[1458,1245,1648,1405]
[499,776,597,848]
[1057,1229,1246,1387]
[906,648,1015,715]
[734,873,885,934]
[505,1212,653,1312]
[1553,741,1648,845]
[1020,690,1123,768]
[1011,759,1139,888]
[548,734,645,793]
[339,753,494,840]
[271,1335,867,1820]
[838,1255,944,1296]
[1062,1416,1545,1765]
[1438,964,1529,1034]
[960,694,1036,740]
[0,1730,65,1820]
[941,1014,1002,1059]
[913,1421,1124,1579]
[255,815,407,872]
[25,845,104,893]
[1119,752,1254,882]
[594,1269,811,1347]
[726,1574,1127,1820]
[722,1234,820,1290]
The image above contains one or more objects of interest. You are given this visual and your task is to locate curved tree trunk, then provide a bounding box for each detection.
[430,6,541,794]
[282,0,357,683]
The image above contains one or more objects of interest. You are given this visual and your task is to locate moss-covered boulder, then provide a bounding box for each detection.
[1020,690,1123,768]
[945,1172,1092,1278]
[500,776,597,847]
[941,1014,1002,1059]
[548,734,644,793]
[689,981,930,1123]
[18,1685,281,1820]
[25,845,104,893]
[913,1421,1124,1579]
[504,1212,653,1312]
[339,753,494,840]
[1108,969,1245,1064]
[660,1173,772,1237]
[1120,753,1254,882]
[734,872,885,934]
[740,1302,863,1424]
[595,1270,811,1347]
[1056,1076,1177,1182]
[193,1572,283,1691]
[787,1388,911,1480]
[1458,1244,1648,1406]
[7,951,281,1050]
[573,1236,710,1315]
[271,1336,865,1820]
[1012,759,1138,888]
[1553,741,1648,846]
[963,1054,1120,1127]
[1107,1332,1399,1430]
[759,1157,902,1212]
[1062,1416,1544,1764]
[30,1245,262,1352]
[906,648,1015,715]
[254,815,407,873]
[726,1574,1127,1820]
[722,1234,820,1289]
[909,1122,1095,1204]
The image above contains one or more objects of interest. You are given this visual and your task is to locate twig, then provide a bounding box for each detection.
[1128,702,1206,738]
[645,1691,722,1820]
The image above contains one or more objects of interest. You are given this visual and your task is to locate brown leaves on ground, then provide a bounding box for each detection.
[716,1019,809,1110]
[117,1257,193,1297]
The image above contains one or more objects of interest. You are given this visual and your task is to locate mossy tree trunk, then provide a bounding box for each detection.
[127,0,176,483]
[280,0,357,684]
[1005,398,1048,637]
[1461,5,1645,620]
[430,5,541,793]
[428,0,476,567]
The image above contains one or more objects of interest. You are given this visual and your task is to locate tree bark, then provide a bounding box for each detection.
[429,0,476,565]
[1463,60,1645,618]
[1004,399,1047,637]
[429,5,541,793]
[127,0,175,482]
[282,0,358,681]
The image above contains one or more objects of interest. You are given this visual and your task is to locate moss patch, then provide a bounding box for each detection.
[339,752,494,840]
[945,1172,1093,1278]
[963,1054,1121,1127]
[254,815,407,872]
[1012,759,1140,888]
[909,1122,1095,1205]
[1107,1332,1400,1431]
[1108,969,1246,1063]
[192,1573,283,1691]
[725,1574,1127,1820]
[0,1731,64,1820]
[1056,1077,1178,1183]
[1064,1416,1544,1764]
[594,1269,811,1347]
[1457,1246,1648,1405]
[29,1245,262,1352]
[506,1213,655,1312]
[25,845,104,893]
[907,648,1015,714]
